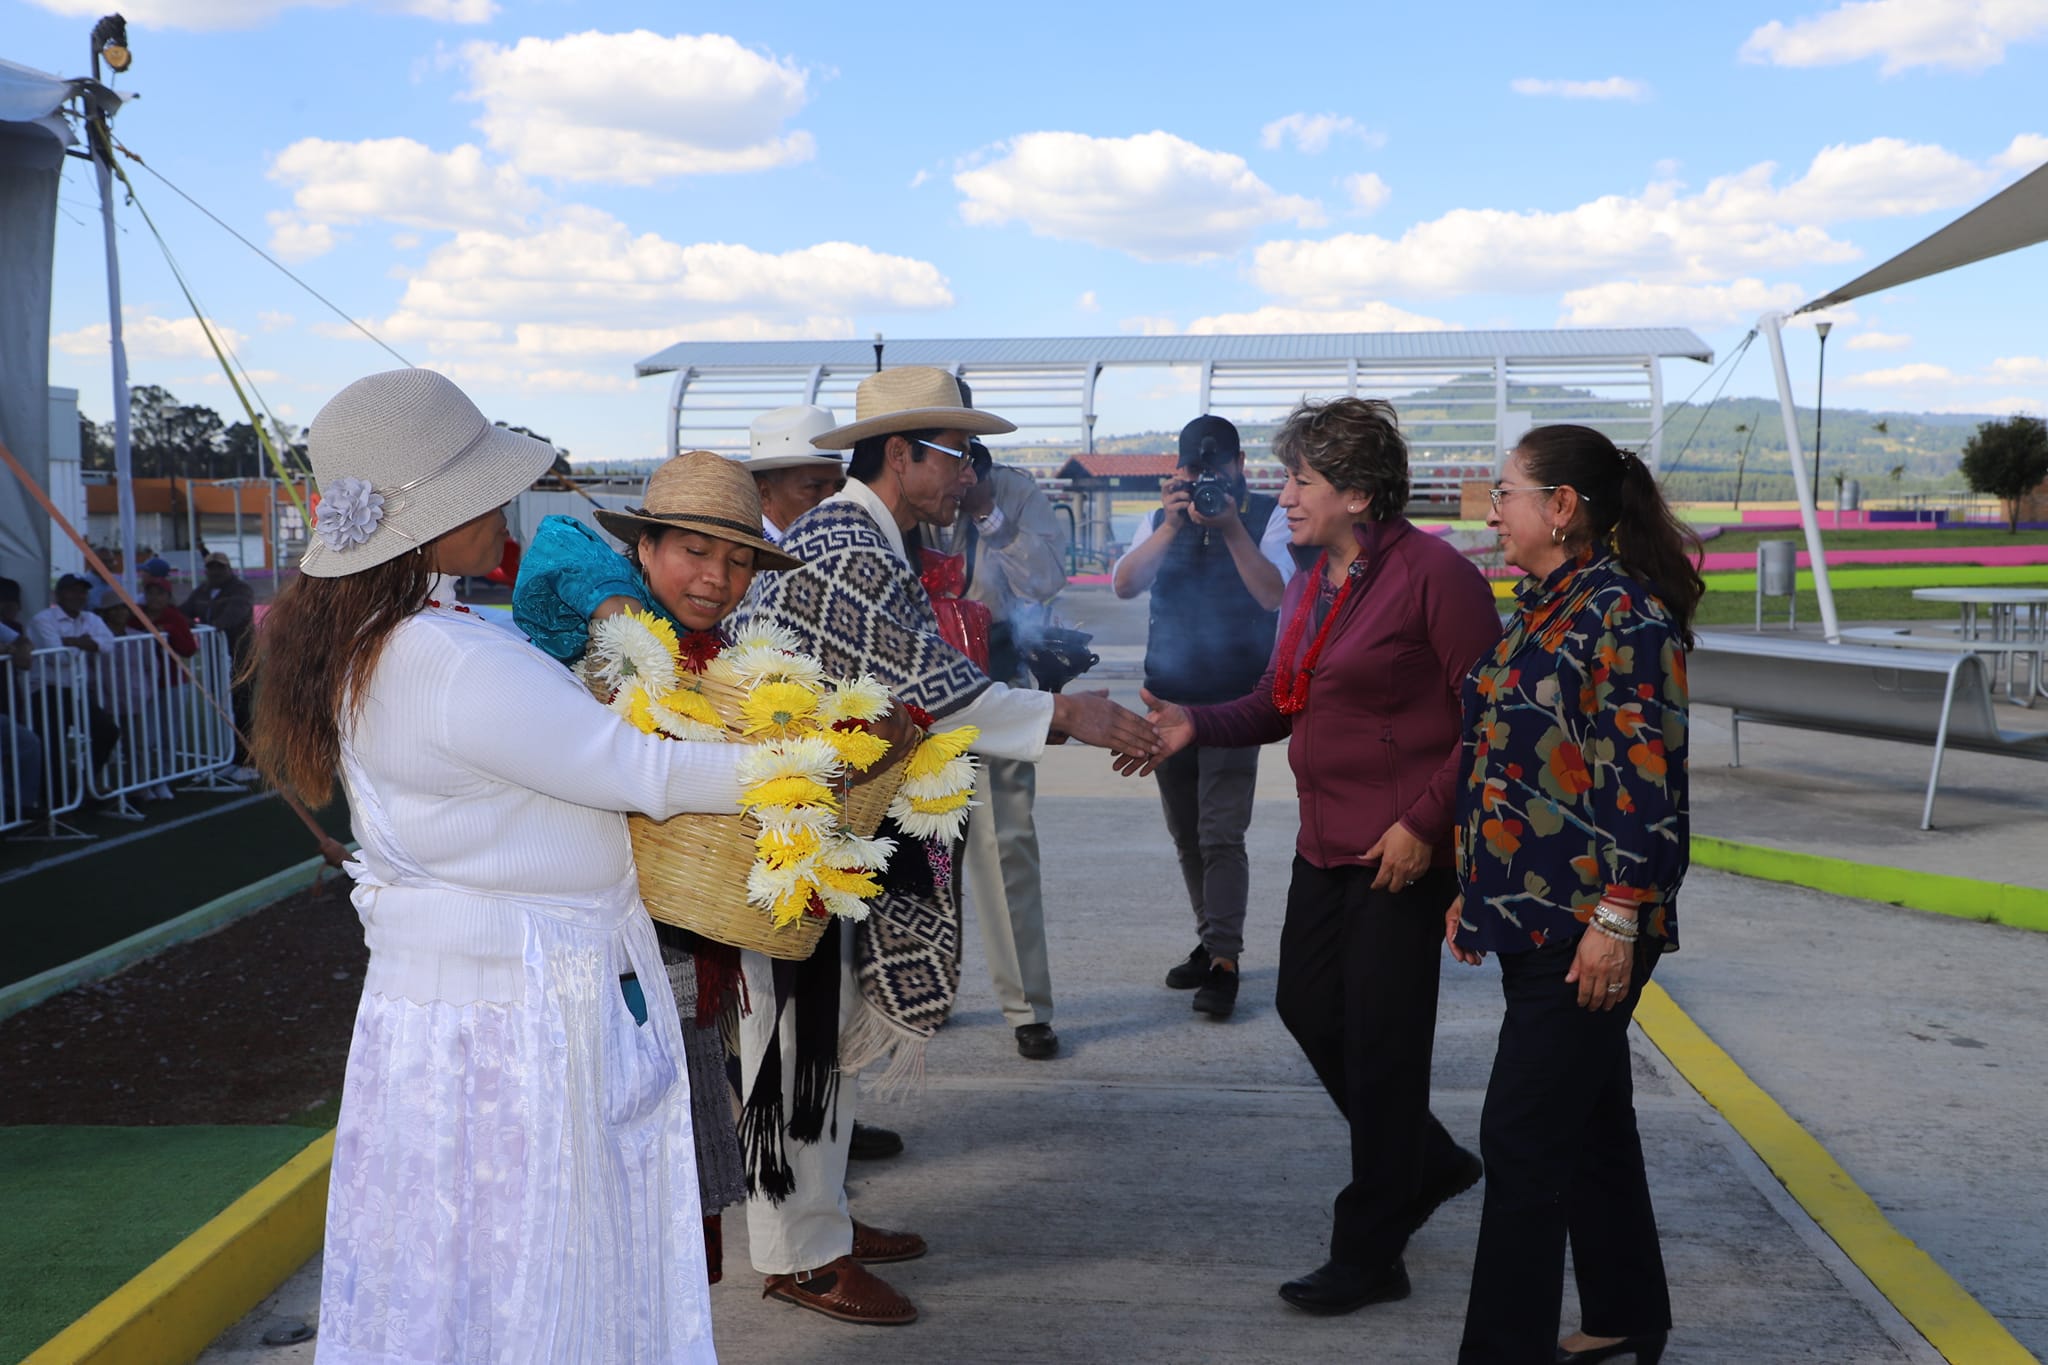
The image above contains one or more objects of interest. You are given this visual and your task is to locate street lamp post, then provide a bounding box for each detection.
[1812,320,1832,501]
[86,13,138,600]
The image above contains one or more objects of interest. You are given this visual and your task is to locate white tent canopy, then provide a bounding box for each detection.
[1761,155,2048,641]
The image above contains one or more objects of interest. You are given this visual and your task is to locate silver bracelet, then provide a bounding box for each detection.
[1590,918,1638,943]
[1593,904,1640,937]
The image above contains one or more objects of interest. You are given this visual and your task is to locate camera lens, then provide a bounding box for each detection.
[1191,478,1231,519]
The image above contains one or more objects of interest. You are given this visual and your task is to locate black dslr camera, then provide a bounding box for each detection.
[1174,436,1243,520]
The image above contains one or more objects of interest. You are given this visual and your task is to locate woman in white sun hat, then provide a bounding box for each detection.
[252,369,743,1364]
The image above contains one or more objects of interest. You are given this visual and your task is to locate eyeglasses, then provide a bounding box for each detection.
[917,438,968,462]
[1487,483,1571,510]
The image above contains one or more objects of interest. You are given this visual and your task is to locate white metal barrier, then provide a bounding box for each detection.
[1,646,92,836]
[84,626,239,816]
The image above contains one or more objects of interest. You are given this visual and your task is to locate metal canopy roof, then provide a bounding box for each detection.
[634,327,1713,376]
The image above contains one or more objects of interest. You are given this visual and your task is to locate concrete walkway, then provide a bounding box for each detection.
[201,585,2048,1363]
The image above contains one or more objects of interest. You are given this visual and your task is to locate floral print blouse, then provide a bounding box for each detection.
[1454,550,1689,956]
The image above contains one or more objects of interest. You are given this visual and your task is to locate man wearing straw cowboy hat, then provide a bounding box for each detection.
[740,404,847,544]
[733,366,1160,1326]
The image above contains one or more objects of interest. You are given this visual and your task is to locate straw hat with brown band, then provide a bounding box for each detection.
[809,366,1017,450]
[594,450,804,572]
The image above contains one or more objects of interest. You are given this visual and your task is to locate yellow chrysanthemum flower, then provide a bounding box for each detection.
[816,675,892,726]
[909,789,973,815]
[815,864,883,899]
[756,826,824,869]
[622,686,660,735]
[656,686,726,731]
[822,727,892,771]
[905,726,977,780]
[740,775,837,812]
[740,681,822,737]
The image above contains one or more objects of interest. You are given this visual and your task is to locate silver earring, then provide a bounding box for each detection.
[1347,504,1362,514]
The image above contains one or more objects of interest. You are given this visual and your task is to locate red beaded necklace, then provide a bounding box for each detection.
[424,598,473,615]
[1272,554,1358,716]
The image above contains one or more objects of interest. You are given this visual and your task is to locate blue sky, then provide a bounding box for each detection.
[9,0,2048,462]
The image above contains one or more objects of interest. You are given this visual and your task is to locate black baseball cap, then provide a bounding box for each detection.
[1178,414,1240,468]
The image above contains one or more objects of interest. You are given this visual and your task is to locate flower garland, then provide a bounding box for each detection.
[581,608,977,926]
[1272,554,1359,717]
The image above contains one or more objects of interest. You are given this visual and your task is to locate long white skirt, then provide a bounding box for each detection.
[315,900,715,1364]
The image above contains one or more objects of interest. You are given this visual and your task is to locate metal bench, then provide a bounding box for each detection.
[1689,632,2048,829]
[1838,626,2043,707]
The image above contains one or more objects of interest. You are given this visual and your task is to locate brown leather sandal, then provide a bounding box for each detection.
[851,1218,928,1264]
[762,1255,917,1325]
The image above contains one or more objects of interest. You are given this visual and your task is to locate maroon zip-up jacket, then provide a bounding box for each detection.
[1187,516,1501,870]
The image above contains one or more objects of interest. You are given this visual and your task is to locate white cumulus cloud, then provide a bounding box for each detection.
[1841,362,1960,386]
[22,0,491,28]
[53,310,246,360]
[265,137,544,257]
[460,31,814,184]
[1509,76,1649,99]
[1259,113,1385,154]
[1846,330,1912,350]
[1251,135,2009,306]
[1997,133,2048,170]
[1741,0,2048,73]
[1186,303,1455,335]
[1558,279,1809,328]
[954,130,1323,262]
[1343,172,1391,215]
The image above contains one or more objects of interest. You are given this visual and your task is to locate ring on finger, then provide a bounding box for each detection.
[1604,982,1626,994]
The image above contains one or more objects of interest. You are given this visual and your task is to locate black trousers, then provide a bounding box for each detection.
[1458,935,1672,1365]
[1276,855,1466,1268]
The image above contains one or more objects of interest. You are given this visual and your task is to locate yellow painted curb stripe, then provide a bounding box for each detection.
[1634,984,2036,1365]
[1692,835,2048,933]
[23,1131,332,1365]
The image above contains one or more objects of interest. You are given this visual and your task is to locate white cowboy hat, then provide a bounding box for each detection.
[744,405,845,471]
[810,366,1016,451]
[595,450,803,571]
[299,369,555,578]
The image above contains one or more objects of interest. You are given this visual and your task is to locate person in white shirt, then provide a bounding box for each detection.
[27,574,123,780]
[740,404,846,544]
[919,438,1072,1060]
[252,368,747,1364]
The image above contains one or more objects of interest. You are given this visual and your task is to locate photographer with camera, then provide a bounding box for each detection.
[1112,415,1293,1019]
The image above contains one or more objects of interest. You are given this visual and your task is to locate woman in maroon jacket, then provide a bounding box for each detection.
[1125,397,1503,1315]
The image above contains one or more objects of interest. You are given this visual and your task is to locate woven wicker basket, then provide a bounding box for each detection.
[611,670,829,960]
[843,736,916,839]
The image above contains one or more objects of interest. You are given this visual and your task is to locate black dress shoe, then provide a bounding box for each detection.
[1192,962,1239,1018]
[1014,1023,1059,1060]
[1278,1257,1410,1315]
[1164,944,1211,989]
[1405,1144,1484,1236]
[1555,1331,1667,1363]
[847,1121,903,1161]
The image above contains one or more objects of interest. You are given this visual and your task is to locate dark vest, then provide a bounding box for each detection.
[1142,492,1280,705]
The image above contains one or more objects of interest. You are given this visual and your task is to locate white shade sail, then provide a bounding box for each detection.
[1799,160,2048,313]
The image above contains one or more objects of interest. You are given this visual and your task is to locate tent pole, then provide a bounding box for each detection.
[88,95,137,601]
[1758,311,1840,642]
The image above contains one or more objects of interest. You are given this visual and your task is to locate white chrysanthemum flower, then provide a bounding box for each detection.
[887,796,977,842]
[899,756,978,801]
[745,861,805,913]
[732,623,804,656]
[647,701,727,743]
[586,612,680,699]
[748,805,841,840]
[735,736,842,788]
[816,674,892,726]
[830,832,897,871]
[720,642,826,689]
[815,885,873,921]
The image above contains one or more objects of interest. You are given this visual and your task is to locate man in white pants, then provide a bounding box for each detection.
[921,439,1071,1059]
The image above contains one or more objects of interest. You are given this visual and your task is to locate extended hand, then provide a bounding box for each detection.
[1363,821,1432,892]
[1158,477,1192,530]
[1113,687,1194,776]
[1445,896,1486,966]
[1052,689,1161,758]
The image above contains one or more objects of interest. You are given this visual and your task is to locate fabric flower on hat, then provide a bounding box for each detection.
[313,477,385,552]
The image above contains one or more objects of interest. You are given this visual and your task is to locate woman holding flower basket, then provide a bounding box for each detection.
[514,451,924,1294]
[253,371,747,1364]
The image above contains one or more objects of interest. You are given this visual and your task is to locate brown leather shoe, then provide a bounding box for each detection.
[762,1256,917,1325]
[851,1218,927,1264]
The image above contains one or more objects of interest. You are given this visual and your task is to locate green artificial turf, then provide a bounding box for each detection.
[1694,584,1969,626]
[0,1125,321,1362]
[1702,526,2048,555]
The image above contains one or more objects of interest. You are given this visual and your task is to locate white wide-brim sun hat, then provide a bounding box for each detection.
[744,404,845,471]
[299,369,557,578]
[810,366,1016,451]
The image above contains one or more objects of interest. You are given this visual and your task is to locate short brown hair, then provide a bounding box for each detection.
[1271,397,1410,520]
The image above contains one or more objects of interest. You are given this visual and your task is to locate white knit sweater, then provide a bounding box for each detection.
[340,582,744,1003]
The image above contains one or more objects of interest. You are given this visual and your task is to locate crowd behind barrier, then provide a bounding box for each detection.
[0,627,239,837]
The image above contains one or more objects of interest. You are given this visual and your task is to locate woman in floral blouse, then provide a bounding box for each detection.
[1447,423,1703,1365]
